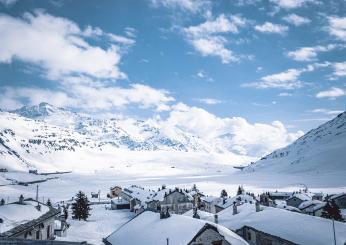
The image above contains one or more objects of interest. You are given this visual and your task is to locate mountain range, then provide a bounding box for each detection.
[1,102,345,176]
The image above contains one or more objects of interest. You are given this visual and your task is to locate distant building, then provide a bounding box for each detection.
[109,186,122,198]
[103,211,248,245]
[330,193,346,209]
[286,193,312,208]
[146,188,193,214]
[0,197,60,240]
[110,198,130,210]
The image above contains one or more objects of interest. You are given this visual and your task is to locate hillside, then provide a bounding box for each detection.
[0,103,252,172]
[244,111,346,174]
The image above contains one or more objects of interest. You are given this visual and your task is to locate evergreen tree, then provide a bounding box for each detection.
[71,191,91,221]
[46,199,52,207]
[237,186,243,195]
[321,200,344,221]
[0,199,5,205]
[220,189,228,198]
[63,205,69,220]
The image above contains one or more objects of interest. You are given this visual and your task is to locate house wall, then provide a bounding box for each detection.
[286,198,304,208]
[334,195,346,209]
[110,187,122,198]
[160,191,193,214]
[15,217,55,240]
[237,226,297,245]
[188,227,231,245]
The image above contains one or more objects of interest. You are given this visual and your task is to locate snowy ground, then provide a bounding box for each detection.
[0,167,345,244]
[57,205,135,245]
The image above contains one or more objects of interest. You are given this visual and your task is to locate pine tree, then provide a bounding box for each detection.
[63,205,69,220]
[0,199,5,205]
[220,189,228,198]
[321,200,344,221]
[237,186,243,195]
[71,191,91,221]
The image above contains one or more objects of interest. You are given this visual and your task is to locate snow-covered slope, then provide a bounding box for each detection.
[0,103,253,171]
[244,111,346,174]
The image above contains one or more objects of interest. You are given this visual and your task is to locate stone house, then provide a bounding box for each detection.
[236,226,297,245]
[109,186,122,198]
[0,197,60,240]
[103,211,248,245]
[330,193,346,209]
[146,188,193,214]
[286,193,311,208]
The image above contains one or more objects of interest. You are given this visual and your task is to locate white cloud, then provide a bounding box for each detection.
[278,92,293,96]
[0,83,175,112]
[316,87,345,99]
[270,0,315,9]
[183,14,247,63]
[287,44,338,62]
[243,69,303,89]
[150,0,210,13]
[254,22,288,34]
[311,108,344,116]
[328,16,346,41]
[333,62,346,77]
[157,103,304,156]
[196,70,214,82]
[283,14,311,26]
[194,98,222,105]
[0,11,129,80]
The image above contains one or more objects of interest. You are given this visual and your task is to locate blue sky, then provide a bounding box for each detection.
[0,0,345,133]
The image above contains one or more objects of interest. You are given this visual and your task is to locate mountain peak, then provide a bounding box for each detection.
[10,102,65,118]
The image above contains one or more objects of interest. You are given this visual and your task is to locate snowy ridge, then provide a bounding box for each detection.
[0,103,253,171]
[244,111,346,174]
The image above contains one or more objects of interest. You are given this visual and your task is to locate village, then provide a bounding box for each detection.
[0,181,346,245]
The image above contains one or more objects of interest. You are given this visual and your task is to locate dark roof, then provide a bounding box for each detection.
[0,200,60,238]
[0,238,89,244]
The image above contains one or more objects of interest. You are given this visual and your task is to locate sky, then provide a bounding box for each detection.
[0,0,345,136]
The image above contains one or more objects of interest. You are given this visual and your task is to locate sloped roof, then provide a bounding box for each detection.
[215,203,346,245]
[104,211,248,245]
[0,199,60,237]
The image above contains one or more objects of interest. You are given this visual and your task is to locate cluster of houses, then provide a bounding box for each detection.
[1,185,346,245]
[105,184,346,245]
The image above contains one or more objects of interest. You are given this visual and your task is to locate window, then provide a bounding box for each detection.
[36,230,40,240]
[47,225,50,238]
[212,241,222,245]
[247,232,252,241]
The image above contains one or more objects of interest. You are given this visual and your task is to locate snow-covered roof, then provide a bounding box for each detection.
[0,199,51,233]
[298,200,323,210]
[268,191,292,197]
[215,194,255,209]
[201,196,221,204]
[150,188,192,202]
[111,198,129,205]
[122,185,155,204]
[183,209,215,220]
[215,203,346,245]
[105,211,248,245]
[288,192,312,202]
[331,192,346,200]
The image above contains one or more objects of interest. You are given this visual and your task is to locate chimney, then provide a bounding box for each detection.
[19,194,24,204]
[233,203,237,215]
[256,200,261,212]
[214,214,218,224]
[193,207,200,219]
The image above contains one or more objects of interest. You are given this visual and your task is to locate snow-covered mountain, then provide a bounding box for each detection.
[244,111,346,174]
[0,103,252,171]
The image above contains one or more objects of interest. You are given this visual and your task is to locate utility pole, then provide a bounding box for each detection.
[36,185,39,201]
[332,219,336,245]
[166,238,169,245]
